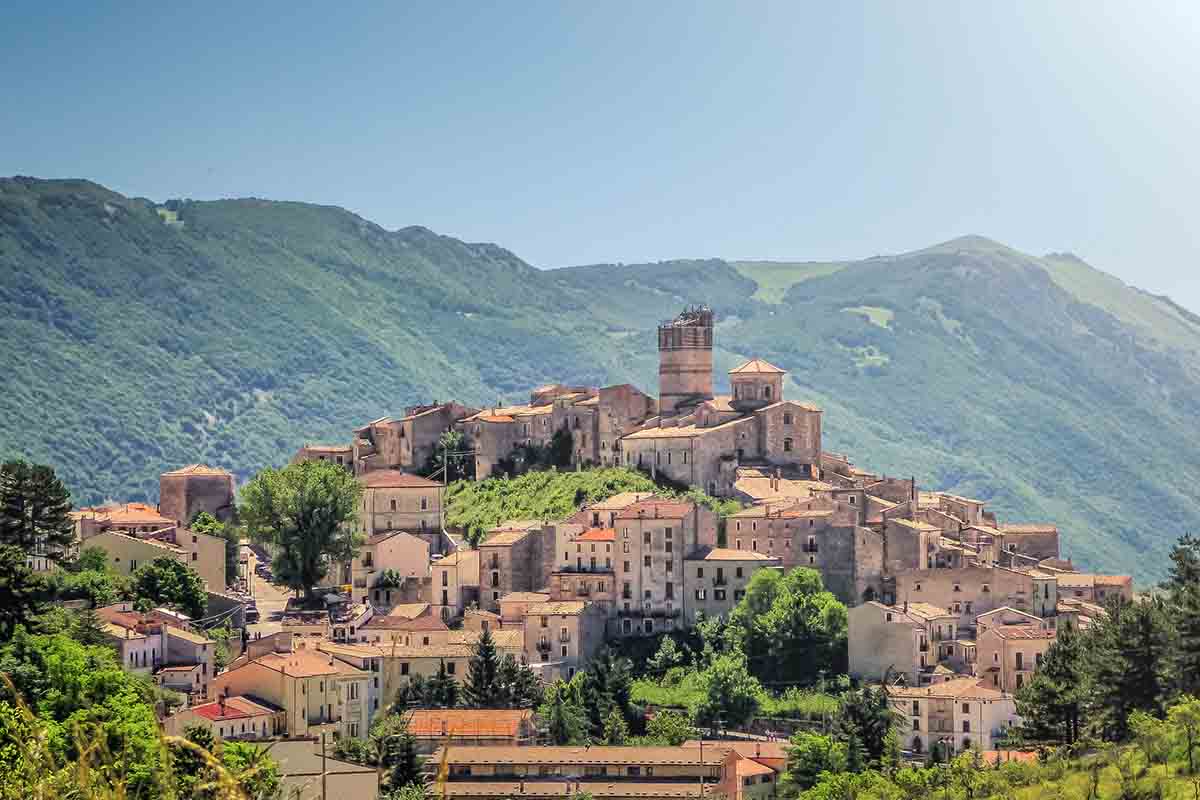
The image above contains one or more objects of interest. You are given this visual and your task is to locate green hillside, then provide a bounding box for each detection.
[3,178,1198,581]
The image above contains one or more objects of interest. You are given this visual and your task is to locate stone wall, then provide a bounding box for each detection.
[159,472,235,527]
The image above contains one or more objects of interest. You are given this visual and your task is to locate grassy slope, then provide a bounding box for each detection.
[731,260,848,303]
[3,176,1196,581]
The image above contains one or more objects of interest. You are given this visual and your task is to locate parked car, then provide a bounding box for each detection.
[243,606,260,624]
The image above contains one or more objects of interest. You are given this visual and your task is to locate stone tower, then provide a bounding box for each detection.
[159,464,236,526]
[657,305,714,415]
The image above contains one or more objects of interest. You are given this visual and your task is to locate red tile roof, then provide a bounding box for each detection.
[989,625,1057,640]
[408,709,532,738]
[191,695,279,721]
[363,614,448,631]
[729,358,786,375]
[162,464,231,476]
[575,528,615,542]
[359,470,441,489]
[614,499,694,521]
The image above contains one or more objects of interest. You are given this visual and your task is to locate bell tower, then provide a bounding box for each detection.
[657,305,714,416]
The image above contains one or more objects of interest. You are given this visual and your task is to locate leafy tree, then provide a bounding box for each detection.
[74,545,110,573]
[1016,622,1087,745]
[463,627,501,707]
[1169,695,1200,775]
[29,605,111,646]
[1088,597,1175,740]
[642,710,696,746]
[695,652,762,731]
[45,559,128,607]
[220,740,282,799]
[208,622,234,672]
[132,556,208,618]
[781,731,848,793]
[0,460,74,558]
[240,460,363,603]
[694,612,729,666]
[647,635,687,673]
[725,567,848,685]
[424,430,474,482]
[0,545,45,637]
[602,707,629,744]
[539,676,589,745]
[549,428,574,468]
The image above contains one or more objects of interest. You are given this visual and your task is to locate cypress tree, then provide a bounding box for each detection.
[463,627,500,707]
[1164,535,1200,696]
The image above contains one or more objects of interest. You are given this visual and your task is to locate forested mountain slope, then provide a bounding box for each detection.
[3,177,1197,579]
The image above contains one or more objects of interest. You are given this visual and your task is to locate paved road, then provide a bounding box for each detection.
[241,544,293,639]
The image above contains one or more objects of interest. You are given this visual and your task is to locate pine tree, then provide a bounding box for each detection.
[0,460,75,558]
[0,545,44,637]
[1165,535,1200,696]
[602,707,629,745]
[431,659,460,708]
[539,677,588,745]
[373,714,421,790]
[1088,598,1175,741]
[463,627,500,707]
[582,647,635,737]
[1016,622,1087,744]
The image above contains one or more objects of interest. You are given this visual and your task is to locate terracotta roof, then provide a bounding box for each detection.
[191,695,279,721]
[166,626,214,645]
[408,709,532,738]
[981,750,1039,765]
[242,649,368,679]
[589,492,656,511]
[94,528,184,553]
[702,395,737,413]
[988,625,1056,641]
[162,464,231,476]
[888,677,1008,701]
[377,643,475,659]
[483,529,534,546]
[359,470,441,489]
[317,642,386,659]
[435,781,715,798]
[729,358,785,375]
[303,444,352,453]
[1094,574,1132,586]
[500,592,552,603]
[976,606,1040,623]
[735,759,776,777]
[728,504,831,519]
[681,740,787,761]
[447,629,524,650]
[688,547,779,563]
[434,746,730,767]
[83,502,175,527]
[575,528,615,542]
[158,664,199,673]
[387,603,431,619]
[434,550,479,568]
[491,520,545,531]
[524,601,589,616]
[622,416,755,441]
[614,499,694,521]
[903,602,955,621]
[364,614,448,631]
[889,518,940,532]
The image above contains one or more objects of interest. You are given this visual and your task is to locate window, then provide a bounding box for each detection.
[783,412,793,425]
[752,540,758,551]
[541,616,549,628]
[644,531,651,545]
[491,571,499,587]
[421,497,428,510]
[441,572,448,586]
[623,542,630,553]
[447,662,456,675]
[886,613,893,622]
[390,499,397,511]
[736,567,743,578]
[736,539,742,549]
[643,619,653,634]
[624,561,631,572]
[665,582,674,599]
[665,541,672,553]
[697,567,704,578]
[912,701,920,715]
[783,438,793,452]
[644,555,651,567]
[401,662,410,676]
[1016,652,1024,670]
[192,552,197,561]
[962,721,970,733]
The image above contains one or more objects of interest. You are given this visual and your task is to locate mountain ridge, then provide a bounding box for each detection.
[2,176,1196,581]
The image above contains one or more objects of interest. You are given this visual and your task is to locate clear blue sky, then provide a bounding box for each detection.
[4,2,1199,307]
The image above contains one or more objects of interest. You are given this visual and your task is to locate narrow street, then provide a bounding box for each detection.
[240,544,293,639]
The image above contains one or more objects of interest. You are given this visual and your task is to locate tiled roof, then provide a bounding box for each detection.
[94,529,184,553]
[364,614,448,631]
[888,677,1008,701]
[500,592,552,603]
[889,518,940,532]
[981,750,1039,766]
[622,416,755,440]
[999,524,1058,534]
[82,502,175,527]
[447,629,524,650]
[736,758,776,777]
[614,499,694,521]
[988,625,1056,641]
[387,603,431,619]
[303,444,352,453]
[1094,574,1132,586]
[688,547,779,563]
[681,740,787,761]
[589,492,656,511]
[317,642,386,659]
[483,529,534,546]
[166,626,214,645]
[191,695,279,721]
[434,746,730,767]
[435,781,715,798]
[377,643,475,659]
[902,602,954,621]
[729,358,785,375]
[727,504,831,519]
[575,528,615,542]
[359,470,441,489]
[407,709,532,738]
[162,464,231,476]
[245,649,368,679]
[435,550,479,568]
[525,601,589,616]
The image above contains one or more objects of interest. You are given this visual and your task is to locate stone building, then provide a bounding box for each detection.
[683,548,781,621]
[657,305,715,416]
[159,464,236,526]
[847,601,963,687]
[888,678,1021,758]
[431,548,480,621]
[291,444,353,470]
[523,600,608,681]
[976,624,1057,692]
[356,469,443,544]
[350,529,431,605]
[353,402,479,476]
[478,522,551,612]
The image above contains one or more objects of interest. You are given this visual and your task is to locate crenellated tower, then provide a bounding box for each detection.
[657,305,714,415]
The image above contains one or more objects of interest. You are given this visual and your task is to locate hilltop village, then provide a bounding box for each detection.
[33,304,1143,797]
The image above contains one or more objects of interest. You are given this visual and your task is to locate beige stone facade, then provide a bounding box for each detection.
[847,601,961,687]
[976,624,1057,692]
[523,600,607,680]
[889,678,1021,758]
[350,529,431,605]
[357,470,442,540]
[353,402,479,475]
[683,548,781,621]
[432,548,481,621]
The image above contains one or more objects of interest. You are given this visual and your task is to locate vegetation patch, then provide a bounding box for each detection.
[841,305,895,329]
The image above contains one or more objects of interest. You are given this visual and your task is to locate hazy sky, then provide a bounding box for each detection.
[4,3,1199,308]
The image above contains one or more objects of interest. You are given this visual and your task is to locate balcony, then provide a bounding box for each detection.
[559,631,571,643]
[802,544,819,554]
[556,565,614,574]
[576,587,590,597]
